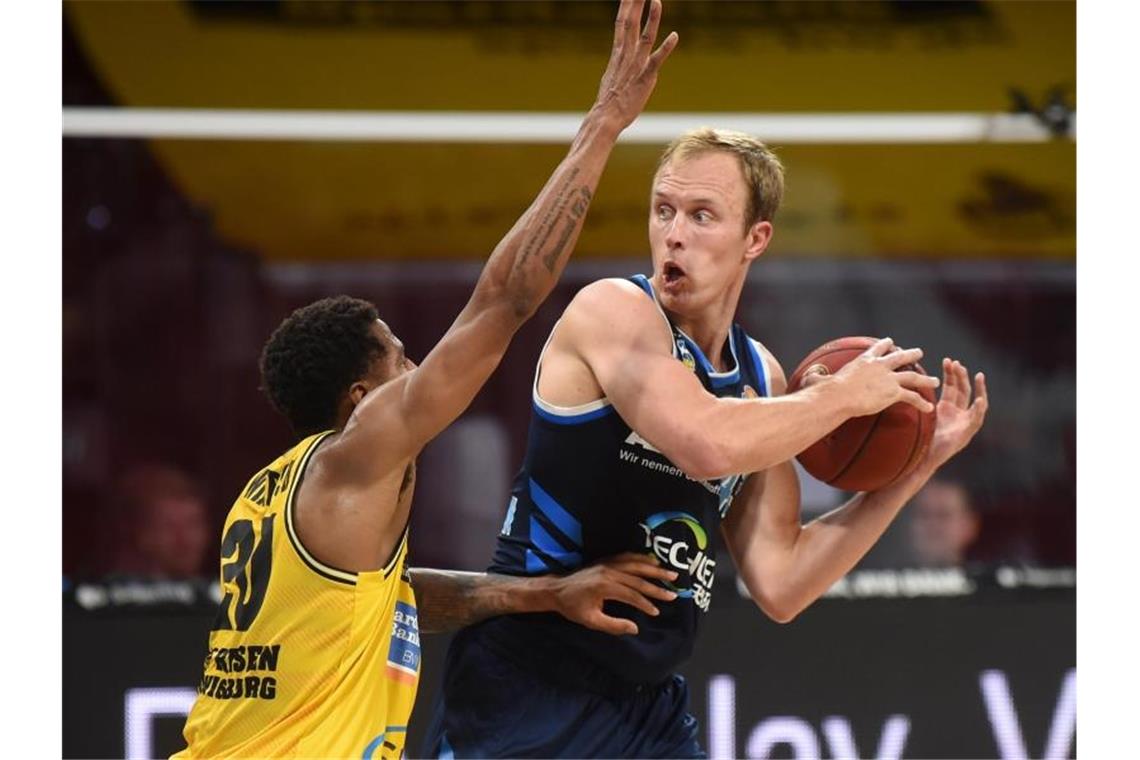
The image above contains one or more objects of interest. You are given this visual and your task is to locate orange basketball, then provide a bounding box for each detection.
[787,336,936,492]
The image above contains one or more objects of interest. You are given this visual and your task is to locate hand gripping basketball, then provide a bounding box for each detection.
[788,337,941,491]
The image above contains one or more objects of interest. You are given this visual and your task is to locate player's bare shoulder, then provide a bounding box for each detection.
[559,278,673,354]
[538,278,674,407]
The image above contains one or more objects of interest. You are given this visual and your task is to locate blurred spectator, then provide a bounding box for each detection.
[907,478,981,568]
[108,464,211,579]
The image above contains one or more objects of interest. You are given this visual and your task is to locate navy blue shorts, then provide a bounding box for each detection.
[419,625,705,759]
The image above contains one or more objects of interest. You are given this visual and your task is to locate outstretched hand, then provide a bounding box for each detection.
[593,0,679,130]
[919,357,989,471]
[549,552,679,636]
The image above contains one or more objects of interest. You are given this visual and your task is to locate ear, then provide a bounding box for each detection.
[743,220,773,262]
[347,381,371,407]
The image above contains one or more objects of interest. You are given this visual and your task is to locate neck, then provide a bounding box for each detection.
[654,270,747,372]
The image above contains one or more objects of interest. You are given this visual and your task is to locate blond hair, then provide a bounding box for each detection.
[656,127,785,230]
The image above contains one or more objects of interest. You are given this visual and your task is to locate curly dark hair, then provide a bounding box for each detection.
[259,296,387,436]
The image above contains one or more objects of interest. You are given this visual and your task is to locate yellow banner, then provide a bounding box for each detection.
[139,139,1073,261]
[68,0,1074,112]
[66,1,1075,261]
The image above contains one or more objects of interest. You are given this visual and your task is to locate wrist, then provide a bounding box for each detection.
[908,457,940,486]
[877,457,936,502]
[811,375,857,425]
[513,575,562,615]
[580,105,625,143]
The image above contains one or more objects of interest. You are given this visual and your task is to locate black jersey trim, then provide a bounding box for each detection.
[675,327,741,388]
[284,431,359,586]
[629,274,680,360]
[381,520,409,579]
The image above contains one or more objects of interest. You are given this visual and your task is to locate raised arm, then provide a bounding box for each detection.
[331,0,678,481]
[557,279,939,480]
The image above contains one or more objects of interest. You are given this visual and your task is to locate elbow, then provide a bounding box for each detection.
[473,278,535,326]
[763,603,801,625]
[675,436,735,482]
[753,588,804,624]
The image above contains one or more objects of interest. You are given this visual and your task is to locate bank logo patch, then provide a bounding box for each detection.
[386,601,420,685]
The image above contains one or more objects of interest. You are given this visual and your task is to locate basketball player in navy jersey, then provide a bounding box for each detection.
[423,132,989,756]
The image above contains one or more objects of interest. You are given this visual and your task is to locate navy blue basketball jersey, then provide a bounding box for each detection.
[485,274,772,685]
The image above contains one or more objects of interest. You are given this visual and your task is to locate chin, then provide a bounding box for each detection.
[658,288,693,314]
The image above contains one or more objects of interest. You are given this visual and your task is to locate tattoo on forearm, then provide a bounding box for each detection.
[408,569,516,634]
[543,187,593,273]
[518,169,577,269]
[517,167,594,275]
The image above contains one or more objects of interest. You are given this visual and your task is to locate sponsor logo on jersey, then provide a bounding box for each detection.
[386,601,420,686]
[623,430,663,455]
[639,511,716,612]
[621,431,747,517]
[198,644,281,700]
[676,338,697,372]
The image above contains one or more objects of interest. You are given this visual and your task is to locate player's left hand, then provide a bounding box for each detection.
[918,357,989,472]
[549,553,679,636]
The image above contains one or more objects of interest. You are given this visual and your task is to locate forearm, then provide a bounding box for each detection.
[699,385,856,478]
[775,461,937,616]
[407,568,557,634]
[475,110,622,319]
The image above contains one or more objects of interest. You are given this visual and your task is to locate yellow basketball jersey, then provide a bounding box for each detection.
[173,432,420,759]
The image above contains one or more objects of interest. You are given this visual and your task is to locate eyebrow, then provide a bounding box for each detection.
[654,192,722,208]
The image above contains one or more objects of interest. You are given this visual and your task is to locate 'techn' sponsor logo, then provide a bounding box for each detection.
[640,511,715,612]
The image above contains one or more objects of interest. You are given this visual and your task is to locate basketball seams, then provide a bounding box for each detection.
[829,412,884,487]
[883,406,925,487]
[789,336,935,492]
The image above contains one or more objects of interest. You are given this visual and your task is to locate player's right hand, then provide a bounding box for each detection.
[592,0,679,131]
[834,337,940,416]
[550,552,679,636]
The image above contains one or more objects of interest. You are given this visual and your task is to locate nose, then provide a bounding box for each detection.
[664,214,686,251]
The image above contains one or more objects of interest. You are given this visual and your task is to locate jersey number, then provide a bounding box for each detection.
[212,516,274,631]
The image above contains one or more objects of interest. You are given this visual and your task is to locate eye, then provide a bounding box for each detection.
[693,209,713,224]
[656,204,675,221]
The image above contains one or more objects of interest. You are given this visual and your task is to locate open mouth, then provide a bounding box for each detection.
[663,261,686,285]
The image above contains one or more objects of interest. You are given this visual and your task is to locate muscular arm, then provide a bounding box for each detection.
[724,457,937,623]
[557,280,933,480]
[323,1,679,483]
[408,569,560,634]
[291,0,679,575]
[722,352,988,623]
[409,554,679,635]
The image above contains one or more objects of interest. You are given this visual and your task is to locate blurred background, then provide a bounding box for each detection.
[62,1,1074,758]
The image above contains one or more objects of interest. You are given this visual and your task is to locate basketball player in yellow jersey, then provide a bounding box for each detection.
[174,2,680,757]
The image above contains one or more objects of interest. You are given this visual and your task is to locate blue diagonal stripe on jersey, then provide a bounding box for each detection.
[525,548,551,573]
[528,478,582,545]
[525,545,581,573]
[529,516,582,565]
